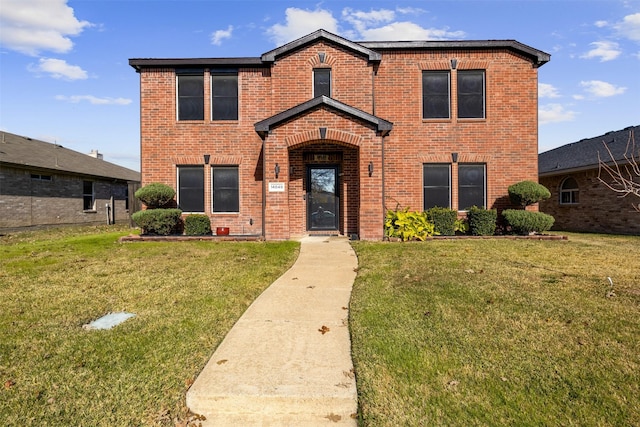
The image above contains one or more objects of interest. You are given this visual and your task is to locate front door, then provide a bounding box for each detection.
[307,166,339,231]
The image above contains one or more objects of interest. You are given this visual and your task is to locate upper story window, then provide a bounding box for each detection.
[177,166,204,212]
[314,68,331,98]
[176,69,204,121]
[458,164,486,210]
[31,173,52,181]
[560,177,579,204]
[457,70,485,119]
[422,71,450,119]
[211,71,238,120]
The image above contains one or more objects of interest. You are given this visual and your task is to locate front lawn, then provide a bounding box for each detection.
[350,233,640,426]
[0,225,299,425]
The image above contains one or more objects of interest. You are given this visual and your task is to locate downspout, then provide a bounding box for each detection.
[381,133,386,238]
[261,137,266,240]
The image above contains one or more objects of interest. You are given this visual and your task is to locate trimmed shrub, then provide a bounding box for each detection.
[467,206,497,236]
[503,210,555,235]
[385,208,437,241]
[426,207,457,236]
[132,209,183,235]
[184,214,212,236]
[508,180,551,208]
[135,183,176,208]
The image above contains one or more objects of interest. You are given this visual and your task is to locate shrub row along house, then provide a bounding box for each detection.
[539,125,640,235]
[0,131,140,230]
[129,29,550,240]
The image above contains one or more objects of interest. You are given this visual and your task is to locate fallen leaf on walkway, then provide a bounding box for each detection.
[342,306,348,310]
[292,277,298,280]
[307,285,315,289]
[216,359,228,365]
[318,325,330,334]
[325,413,341,422]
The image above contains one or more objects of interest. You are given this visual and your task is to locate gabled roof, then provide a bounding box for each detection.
[0,131,140,182]
[254,96,393,138]
[359,39,550,68]
[261,29,382,63]
[539,125,639,177]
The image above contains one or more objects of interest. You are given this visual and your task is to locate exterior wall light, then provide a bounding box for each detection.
[452,152,458,163]
[275,163,280,179]
[203,154,210,164]
[368,161,374,177]
[451,58,457,70]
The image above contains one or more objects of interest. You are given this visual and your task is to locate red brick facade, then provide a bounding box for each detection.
[130,30,549,240]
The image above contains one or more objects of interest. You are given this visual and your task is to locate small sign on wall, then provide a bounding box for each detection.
[269,182,285,192]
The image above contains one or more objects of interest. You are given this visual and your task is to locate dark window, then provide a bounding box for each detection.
[212,166,239,213]
[177,71,204,120]
[31,173,52,181]
[560,177,579,204]
[423,164,451,209]
[458,164,486,210]
[422,71,450,119]
[83,181,94,210]
[314,68,331,97]
[178,166,204,212]
[458,70,485,119]
[211,72,238,120]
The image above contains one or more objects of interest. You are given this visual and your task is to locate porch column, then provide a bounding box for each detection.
[264,133,290,240]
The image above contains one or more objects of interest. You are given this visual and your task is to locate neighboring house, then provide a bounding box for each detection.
[539,125,640,235]
[129,29,550,240]
[0,131,141,229]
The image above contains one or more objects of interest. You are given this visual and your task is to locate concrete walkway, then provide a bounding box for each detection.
[186,236,359,426]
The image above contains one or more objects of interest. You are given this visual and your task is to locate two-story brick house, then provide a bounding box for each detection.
[129,29,549,240]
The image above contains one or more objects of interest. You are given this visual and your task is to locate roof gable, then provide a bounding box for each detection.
[0,131,140,182]
[254,96,392,138]
[539,125,639,176]
[261,29,382,63]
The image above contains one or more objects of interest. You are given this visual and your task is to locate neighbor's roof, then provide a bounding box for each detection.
[0,131,140,182]
[130,29,550,69]
[539,125,639,177]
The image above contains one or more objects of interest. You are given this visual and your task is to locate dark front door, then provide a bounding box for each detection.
[307,166,339,230]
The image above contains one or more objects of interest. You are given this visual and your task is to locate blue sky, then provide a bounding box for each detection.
[1,0,638,172]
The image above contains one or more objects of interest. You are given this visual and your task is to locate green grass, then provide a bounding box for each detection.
[350,233,640,426]
[0,225,299,426]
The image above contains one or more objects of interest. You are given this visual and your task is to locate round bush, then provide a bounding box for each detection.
[467,206,497,236]
[503,209,555,235]
[135,183,176,208]
[132,208,183,235]
[184,214,212,236]
[508,181,551,207]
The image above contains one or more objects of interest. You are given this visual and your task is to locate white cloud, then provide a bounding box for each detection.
[211,25,233,46]
[579,80,627,97]
[581,41,622,61]
[594,20,609,28]
[266,8,338,46]
[539,104,577,124]
[55,95,132,105]
[539,83,561,99]
[0,0,91,55]
[29,58,87,80]
[614,12,640,41]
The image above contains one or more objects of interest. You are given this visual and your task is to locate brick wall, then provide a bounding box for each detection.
[0,166,132,229]
[540,169,640,235]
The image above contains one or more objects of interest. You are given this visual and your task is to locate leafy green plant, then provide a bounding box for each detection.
[132,209,183,235]
[425,207,457,236]
[385,208,438,241]
[503,209,555,235]
[184,214,212,236]
[466,206,497,236]
[135,183,176,208]
[508,180,551,208]
[454,217,469,234]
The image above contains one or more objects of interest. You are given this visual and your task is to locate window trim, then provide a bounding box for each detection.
[210,69,239,121]
[559,177,579,205]
[177,165,205,213]
[458,163,487,211]
[457,70,486,120]
[422,70,451,120]
[423,163,452,210]
[211,165,240,214]
[176,70,205,121]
